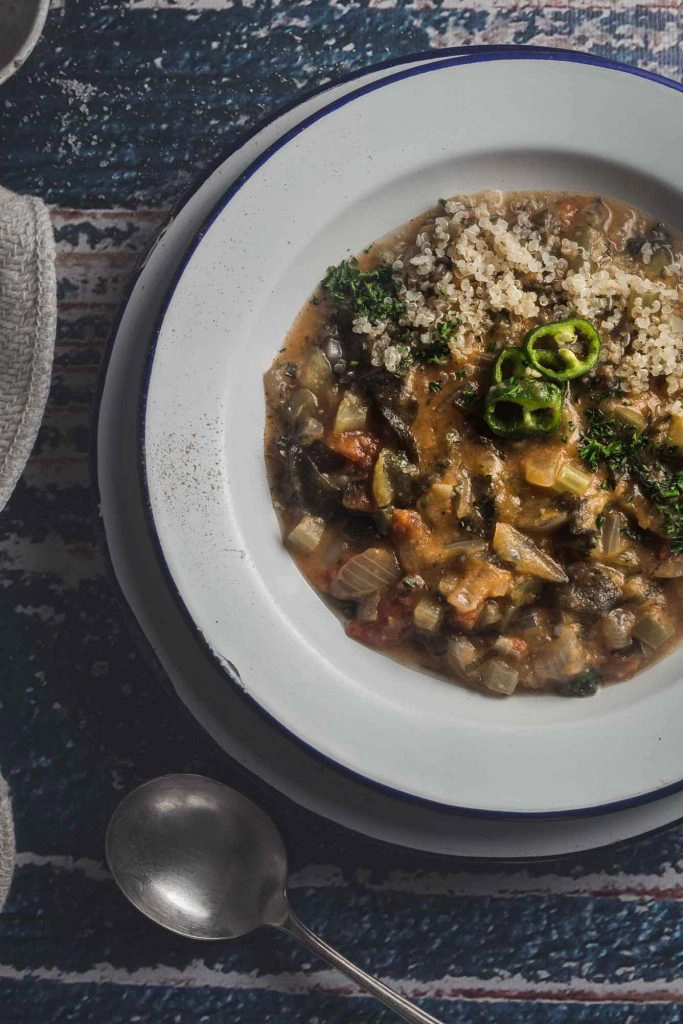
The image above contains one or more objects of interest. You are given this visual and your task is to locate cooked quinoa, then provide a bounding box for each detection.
[354,190,683,404]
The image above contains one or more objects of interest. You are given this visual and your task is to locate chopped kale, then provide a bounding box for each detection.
[579,408,683,551]
[561,670,600,697]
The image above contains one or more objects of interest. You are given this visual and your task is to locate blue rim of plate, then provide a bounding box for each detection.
[111,47,683,824]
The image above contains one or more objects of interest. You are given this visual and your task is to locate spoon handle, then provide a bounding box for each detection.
[278,912,446,1024]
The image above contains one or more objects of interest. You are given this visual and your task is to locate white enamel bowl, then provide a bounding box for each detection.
[143,53,683,817]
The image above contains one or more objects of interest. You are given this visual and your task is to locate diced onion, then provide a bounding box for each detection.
[654,554,683,578]
[298,418,324,445]
[299,348,332,392]
[476,600,502,630]
[493,522,568,583]
[357,591,381,622]
[334,390,368,433]
[413,596,444,633]
[287,515,326,554]
[446,636,477,676]
[601,511,627,558]
[330,547,402,600]
[444,539,488,554]
[553,462,592,496]
[600,608,635,650]
[534,624,586,683]
[480,658,519,696]
[288,388,319,426]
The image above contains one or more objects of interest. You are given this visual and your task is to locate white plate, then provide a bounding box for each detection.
[98,49,683,855]
[142,52,683,821]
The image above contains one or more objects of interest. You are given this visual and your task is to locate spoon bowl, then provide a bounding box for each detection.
[0,0,50,86]
[106,774,288,940]
[107,774,443,1024]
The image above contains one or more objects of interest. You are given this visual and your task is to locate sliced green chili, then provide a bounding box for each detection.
[493,347,528,384]
[484,379,563,437]
[523,317,601,382]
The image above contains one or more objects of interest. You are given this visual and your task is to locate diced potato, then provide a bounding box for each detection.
[492,635,528,661]
[424,483,454,524]
[413,595,444,633]
[334,390,368,433]
[523,450,562,489]
[287,515,326,554]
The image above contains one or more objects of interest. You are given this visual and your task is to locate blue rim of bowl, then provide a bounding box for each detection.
[108,48,683,824]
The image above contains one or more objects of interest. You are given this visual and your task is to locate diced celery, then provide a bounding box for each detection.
[632,613,674,649]
[413,596,444,633]
[610,405,646,433]
[447,636,477,675]
[372,450,394,507]
[553,462,592,495]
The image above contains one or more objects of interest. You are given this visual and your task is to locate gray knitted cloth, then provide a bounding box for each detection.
[0,185,57,909]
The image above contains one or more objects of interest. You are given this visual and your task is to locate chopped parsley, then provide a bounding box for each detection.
[322,258,404,324]
[579,408,683,551]
[428,381,442,394]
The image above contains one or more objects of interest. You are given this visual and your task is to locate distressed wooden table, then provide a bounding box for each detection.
[1,2,682,1022]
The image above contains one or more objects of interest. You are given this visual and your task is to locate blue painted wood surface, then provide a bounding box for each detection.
[1,2,683,1021]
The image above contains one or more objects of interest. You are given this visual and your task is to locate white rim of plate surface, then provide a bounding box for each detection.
[100,49,683,857]
[97,49,683,856]
[144,52,683,817]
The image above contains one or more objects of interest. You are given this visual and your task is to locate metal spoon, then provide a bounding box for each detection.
[106,774,443,1024]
